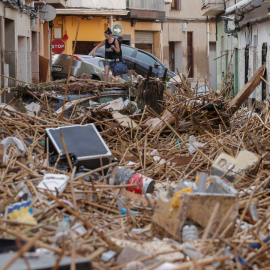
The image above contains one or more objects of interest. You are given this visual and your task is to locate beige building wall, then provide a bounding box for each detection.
[0,1,31,89]
[163,1,216,82]
[0,2,51,89]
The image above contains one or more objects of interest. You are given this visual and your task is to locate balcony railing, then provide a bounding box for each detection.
[127,0,165,12]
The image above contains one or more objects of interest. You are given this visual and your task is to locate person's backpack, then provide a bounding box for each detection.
[114,35,123,60]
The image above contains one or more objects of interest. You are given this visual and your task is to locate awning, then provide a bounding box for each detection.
[56,9,130,16]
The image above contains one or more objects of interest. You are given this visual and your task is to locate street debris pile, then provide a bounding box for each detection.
[1,67,270,269]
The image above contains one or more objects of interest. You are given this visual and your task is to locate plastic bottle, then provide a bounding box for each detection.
[189,135,196,145]
[54,217,70,244]
[16,182,32,200]
[117,195,126,211]
[182,225,199,242]
[183,242,202,259]
[117,195,137,215]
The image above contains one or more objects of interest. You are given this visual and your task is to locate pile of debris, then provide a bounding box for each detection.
[0,68,270,269]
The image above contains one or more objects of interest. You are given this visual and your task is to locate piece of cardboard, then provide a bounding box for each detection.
[210,150,261,182]
[39,55,49,83]
[112,112,139,129]
[152,192,238,242]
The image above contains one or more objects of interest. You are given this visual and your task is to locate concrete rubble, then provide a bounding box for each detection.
[0,70,270,269]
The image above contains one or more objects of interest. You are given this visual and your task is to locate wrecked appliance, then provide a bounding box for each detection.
[45,124,112,170]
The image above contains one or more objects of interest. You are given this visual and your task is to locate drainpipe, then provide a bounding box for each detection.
[110,16,114,31]
[222,0,263,34]
[226,0,262,14]
[207,16,210,57]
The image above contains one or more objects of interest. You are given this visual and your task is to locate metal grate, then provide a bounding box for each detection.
[128,0,165,11]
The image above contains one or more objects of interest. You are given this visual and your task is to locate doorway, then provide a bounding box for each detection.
[169,42,175,72]
[18,36,27,82]
[262,42,267,100]
[31,31,39,84]
[122,35,131,46]
[209,42,217,90]
[4,18,16,83]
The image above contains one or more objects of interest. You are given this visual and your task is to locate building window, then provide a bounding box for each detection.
[187,32,193,78]
[171,0,181,10]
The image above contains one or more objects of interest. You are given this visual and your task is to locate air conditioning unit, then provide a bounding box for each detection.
[165,0,173,3]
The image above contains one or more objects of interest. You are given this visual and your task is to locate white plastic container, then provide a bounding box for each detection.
[1,137,25,162]
[54,217,70,244]
[37,174,69,198]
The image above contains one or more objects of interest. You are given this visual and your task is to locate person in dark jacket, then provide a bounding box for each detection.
[92,27,120,81]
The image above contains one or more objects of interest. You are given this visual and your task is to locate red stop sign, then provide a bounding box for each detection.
[52,39,66,54]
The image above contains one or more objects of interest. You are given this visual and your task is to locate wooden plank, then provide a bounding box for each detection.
[39,55,50,83]
[144,81,164,115]
[227,65,265,115]
[0,144,4,162]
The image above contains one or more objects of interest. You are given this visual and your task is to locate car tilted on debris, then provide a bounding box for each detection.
[52,45,175,81]
[89,44,176,79]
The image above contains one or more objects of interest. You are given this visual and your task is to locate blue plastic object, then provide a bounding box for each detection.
[3,200,32,215]
[249,235,270,249]
[177,139,181,149]
[120,208,138,215]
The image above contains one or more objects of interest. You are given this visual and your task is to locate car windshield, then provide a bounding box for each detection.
[136,51,162,69]
[121,46,135,56]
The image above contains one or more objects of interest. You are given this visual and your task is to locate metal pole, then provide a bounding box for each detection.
[50,25,53,81]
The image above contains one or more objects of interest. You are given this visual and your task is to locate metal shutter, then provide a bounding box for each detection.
[135,31,154,44]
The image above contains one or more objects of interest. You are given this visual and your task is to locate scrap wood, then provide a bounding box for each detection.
[2,72,270,270]
[227,65,265,114]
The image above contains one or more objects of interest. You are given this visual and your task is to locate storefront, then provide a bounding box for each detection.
[52,15,162,59]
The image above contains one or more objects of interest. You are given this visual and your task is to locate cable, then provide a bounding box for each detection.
[0,0,38,19]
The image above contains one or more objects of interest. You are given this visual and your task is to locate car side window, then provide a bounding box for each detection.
[135,51,156,66]
[121,46,135,57]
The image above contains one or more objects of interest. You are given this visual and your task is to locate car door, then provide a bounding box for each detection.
[134,50,164,78]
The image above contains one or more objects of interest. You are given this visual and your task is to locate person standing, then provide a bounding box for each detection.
[92,27,120,81]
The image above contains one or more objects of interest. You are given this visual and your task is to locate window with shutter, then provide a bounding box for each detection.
[171,0,181,10]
